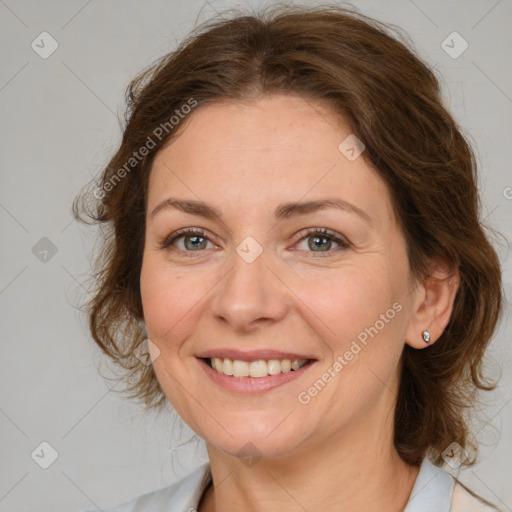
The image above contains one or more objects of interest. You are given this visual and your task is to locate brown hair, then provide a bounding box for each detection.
[73,2,504,470]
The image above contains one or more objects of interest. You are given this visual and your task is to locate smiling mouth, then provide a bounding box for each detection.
[203,357,313,378]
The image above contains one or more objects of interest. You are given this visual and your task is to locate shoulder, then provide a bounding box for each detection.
[79,462,211,512]
[451,480,501,512]
[404,458,501,512]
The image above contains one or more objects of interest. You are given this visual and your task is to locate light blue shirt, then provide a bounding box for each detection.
[82,457,498,511]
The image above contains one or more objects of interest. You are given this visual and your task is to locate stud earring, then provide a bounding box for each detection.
[422,330,431,344]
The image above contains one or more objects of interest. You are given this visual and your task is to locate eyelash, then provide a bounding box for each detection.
[159,227,350,258]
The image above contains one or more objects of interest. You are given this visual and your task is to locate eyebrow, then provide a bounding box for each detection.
[149,196,373,225]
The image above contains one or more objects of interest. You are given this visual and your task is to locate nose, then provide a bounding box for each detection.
[210,244,289,333]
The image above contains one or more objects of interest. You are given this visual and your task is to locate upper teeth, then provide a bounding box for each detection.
[210,358,308,377]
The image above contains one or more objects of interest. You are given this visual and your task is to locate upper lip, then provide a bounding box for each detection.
[196,349,317,362]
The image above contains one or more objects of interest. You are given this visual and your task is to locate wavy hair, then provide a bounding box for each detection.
[73,2,504,471]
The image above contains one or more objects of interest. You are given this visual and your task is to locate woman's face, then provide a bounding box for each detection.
[140,94,424,460]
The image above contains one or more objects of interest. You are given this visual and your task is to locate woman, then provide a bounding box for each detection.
[76,3,504,511]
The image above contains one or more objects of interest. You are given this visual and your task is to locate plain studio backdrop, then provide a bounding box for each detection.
[0,0,511,511]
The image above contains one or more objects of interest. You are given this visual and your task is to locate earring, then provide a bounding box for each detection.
[422,330,431,344]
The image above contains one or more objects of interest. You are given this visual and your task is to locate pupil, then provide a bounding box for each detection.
[187,236,205,250]
[310,236,330,251]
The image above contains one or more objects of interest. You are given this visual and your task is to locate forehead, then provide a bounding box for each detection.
[156,94,347,169]
[148,94,395,228]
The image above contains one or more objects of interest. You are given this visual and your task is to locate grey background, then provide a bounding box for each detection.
[0,0,511,511]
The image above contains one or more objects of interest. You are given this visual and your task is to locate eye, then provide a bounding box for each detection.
[160,228,215,255]
[160,227,350,257]
[293,227,350,256]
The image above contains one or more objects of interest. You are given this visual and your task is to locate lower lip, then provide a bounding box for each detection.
[197,358,316,393]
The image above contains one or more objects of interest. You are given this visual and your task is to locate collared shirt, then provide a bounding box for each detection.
[82,457,498,511]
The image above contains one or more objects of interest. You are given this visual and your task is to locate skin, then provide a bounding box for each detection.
[139,93,460,512]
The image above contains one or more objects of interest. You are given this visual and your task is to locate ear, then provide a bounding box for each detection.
[405,257,460,349]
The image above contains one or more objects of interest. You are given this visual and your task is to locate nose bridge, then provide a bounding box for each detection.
[211,236,288,330]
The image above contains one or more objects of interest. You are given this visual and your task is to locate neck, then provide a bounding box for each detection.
[198,411,420,512]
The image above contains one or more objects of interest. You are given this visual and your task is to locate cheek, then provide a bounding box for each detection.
[140,258,179,342]
[296,265,408,406]
[296,266,405,401]
[295,262,400,343]
[140,256,218,351]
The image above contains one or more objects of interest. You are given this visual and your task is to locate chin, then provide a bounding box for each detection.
[197,412,313,462]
